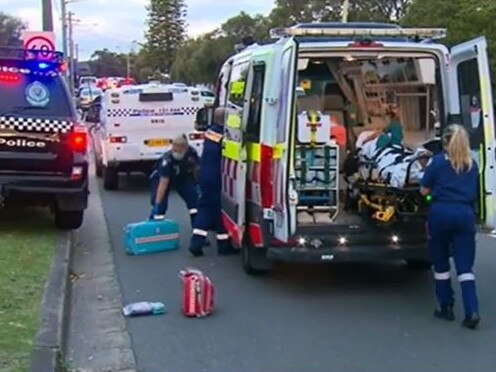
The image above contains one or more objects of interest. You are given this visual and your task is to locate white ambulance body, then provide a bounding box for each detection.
[93,83,204,190]
[199,23,496,275]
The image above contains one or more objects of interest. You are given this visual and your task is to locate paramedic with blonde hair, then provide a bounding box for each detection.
[420,124,480,329]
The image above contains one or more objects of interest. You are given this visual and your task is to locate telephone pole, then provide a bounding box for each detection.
[342,0,350,23]
[68,11,75,92]
[41,0,54,31]
[61,0,68,58]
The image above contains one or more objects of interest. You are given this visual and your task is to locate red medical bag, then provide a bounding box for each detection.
[180,268,214,318]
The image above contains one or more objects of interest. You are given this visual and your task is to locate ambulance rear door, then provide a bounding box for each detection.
[272,37,298,243]
[448,37,496,230]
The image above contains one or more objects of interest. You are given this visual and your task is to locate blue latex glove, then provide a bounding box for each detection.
[149,205,164,220]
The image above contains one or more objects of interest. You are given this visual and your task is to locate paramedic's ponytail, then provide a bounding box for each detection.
[442,124,473,174]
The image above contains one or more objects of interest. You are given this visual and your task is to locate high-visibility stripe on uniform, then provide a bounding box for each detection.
[458,273,475,282]
[189,208,198,215]
[193,228,208,236]
[434,271,450,280]
[216,233,229,240]
[205,130,223,143]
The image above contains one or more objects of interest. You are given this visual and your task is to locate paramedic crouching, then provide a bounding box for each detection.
[188,107,236,257]
[420,124,481,329]
[150,135,200,225]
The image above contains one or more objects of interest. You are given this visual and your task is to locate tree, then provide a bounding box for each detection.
[144,0,187,72]
[0,12,26,47]
[401,0,496,73]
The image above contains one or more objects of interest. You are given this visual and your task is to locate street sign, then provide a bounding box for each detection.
[23,31,56,60]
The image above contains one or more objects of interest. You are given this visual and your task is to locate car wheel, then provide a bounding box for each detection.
[55,210,84,230]
[405,259,432,270]
[103,166,119,190]
[242,239,271,276]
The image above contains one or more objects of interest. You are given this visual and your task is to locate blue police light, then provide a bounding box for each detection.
[38,62,49,69]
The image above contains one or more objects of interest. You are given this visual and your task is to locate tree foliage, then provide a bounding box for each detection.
[170,0,416,83]
[144,0,187,72]
[0,12,26,47]
[401,0,496,73]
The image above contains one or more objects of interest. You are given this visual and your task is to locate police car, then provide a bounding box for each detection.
[0,47,88,229]
[87,82,205,190]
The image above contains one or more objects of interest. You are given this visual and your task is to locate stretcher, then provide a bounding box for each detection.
[346,136,433,223]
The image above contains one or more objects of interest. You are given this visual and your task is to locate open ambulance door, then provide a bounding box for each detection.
[272,37,298,243]
[221,59,250,247]
[449,37,496,230]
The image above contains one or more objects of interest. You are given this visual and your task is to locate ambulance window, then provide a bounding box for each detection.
[457,58,484,149]
[246,64,265,141]
[228,61,249,108]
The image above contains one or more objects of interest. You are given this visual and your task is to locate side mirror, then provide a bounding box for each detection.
[195,107,211,131]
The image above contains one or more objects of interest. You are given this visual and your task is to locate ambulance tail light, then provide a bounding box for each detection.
[109,136,127,144]
[68,124,88,153]
[260,145,273,208]
[188,133,204,141]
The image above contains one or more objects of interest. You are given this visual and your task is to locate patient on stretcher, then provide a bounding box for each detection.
[354,129,432,188]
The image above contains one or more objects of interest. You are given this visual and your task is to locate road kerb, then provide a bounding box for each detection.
[29,231,74,372]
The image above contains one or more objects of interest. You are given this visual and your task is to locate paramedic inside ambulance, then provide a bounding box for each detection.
[149,135,200,225]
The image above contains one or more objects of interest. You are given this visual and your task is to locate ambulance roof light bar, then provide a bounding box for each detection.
[269,27,447,40]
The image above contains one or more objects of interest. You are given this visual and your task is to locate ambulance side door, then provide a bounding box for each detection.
[272,37,298,242]
[221,58,251,247]
[449,37,496,230]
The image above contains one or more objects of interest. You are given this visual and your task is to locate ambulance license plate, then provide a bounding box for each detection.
[145,139,169,147]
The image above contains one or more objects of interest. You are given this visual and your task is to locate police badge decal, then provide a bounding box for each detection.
[25,81,50,107]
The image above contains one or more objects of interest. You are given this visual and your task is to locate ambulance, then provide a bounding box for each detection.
[195,22,496,275]
[88,82,205,190]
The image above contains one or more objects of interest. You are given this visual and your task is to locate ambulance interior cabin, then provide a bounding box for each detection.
[294,53,441,226]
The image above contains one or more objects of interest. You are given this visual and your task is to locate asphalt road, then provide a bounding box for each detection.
[99,174,496,372]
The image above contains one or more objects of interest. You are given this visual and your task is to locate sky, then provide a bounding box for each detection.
[1,0,275,60]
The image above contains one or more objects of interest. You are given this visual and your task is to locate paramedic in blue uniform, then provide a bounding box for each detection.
[188,107,235,257]
[150,134,200,226]
[421,124,481,329]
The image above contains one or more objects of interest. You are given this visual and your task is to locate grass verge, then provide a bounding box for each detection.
[0,207,57,372]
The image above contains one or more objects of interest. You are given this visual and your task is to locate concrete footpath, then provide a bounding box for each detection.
[66,171,136,371]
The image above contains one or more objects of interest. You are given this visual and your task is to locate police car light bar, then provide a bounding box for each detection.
[269,27,447,40]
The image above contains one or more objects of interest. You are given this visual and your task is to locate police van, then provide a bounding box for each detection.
[196,23,496,275]
[87,82,205,190]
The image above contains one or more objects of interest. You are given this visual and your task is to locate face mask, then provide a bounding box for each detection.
[172,151,184,161]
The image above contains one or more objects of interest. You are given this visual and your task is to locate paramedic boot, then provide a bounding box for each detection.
[434,304,455,321]
[216,233,237,255]
[462,314,481,329]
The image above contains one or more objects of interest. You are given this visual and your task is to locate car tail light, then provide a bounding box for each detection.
[188,133,204,141]
[69,124,88,153]
[109,136,127,143]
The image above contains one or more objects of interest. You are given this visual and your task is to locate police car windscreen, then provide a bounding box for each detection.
[0,61,72,118]
[139,92,173,102]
